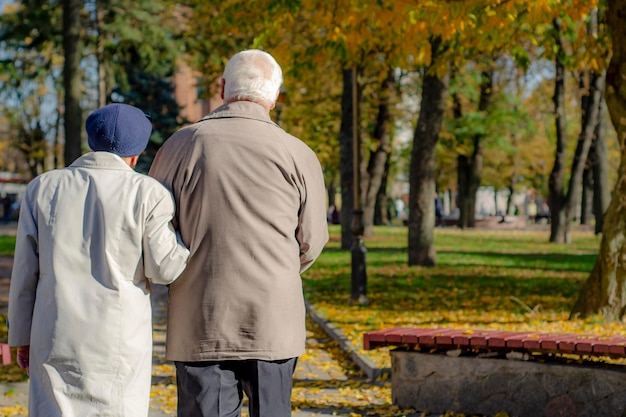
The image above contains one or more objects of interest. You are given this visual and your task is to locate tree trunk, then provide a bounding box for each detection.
[506,185,516,216]
[408,36,448,267]
[593,99,610,234]
[580,72,594,226]
[327,184,337,207]
[63,0,83,166]
[55,91,63,169]
[339,69,355,250]
[363,69,394,237]
[560,70,605,240]
[96,0,107,107]
[548,18,569,243]
[457,70,493,228]
[550,18,605,243]
[452,83,469,228]
[374,157,390,225]
[570,0,626,320]
[506,129,521,216]
[457,155,471,228]
[581,164,594,225]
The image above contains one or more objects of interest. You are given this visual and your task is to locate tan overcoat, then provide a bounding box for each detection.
[149,101,329,361]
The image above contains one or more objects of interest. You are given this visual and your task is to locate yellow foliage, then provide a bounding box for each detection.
[0,404,27,417]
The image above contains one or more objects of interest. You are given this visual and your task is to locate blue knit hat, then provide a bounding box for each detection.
[86,103,152,157]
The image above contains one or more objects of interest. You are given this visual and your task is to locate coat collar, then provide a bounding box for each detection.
[69,152,136,171]
[200,101,277,126]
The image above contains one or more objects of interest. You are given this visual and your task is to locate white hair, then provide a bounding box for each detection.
[222,49,283,107]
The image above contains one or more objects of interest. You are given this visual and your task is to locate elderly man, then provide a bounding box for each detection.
[8,103,190,417]
[149,49,329,417]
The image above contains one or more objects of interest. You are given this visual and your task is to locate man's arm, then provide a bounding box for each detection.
[297,153,329,273]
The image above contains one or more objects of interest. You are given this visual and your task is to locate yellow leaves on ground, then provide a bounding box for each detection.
[305,226,624,370]
[316,303,626,370]
[0,404,27,417]
[0,318,28,383]
[147,315,419,417]
[153,363,175,377]
[293,383,390,409]
[150,384,177,416]
[0,385,27,417]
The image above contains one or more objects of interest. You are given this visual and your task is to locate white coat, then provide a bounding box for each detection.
[8,152,190,417]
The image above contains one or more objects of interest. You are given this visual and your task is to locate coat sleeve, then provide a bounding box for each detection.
[8,184,40,347]
[142,189,190,285]
[297,151,329,273]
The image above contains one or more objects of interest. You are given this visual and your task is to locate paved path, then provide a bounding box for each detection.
[0,240,391,417]
[148,285,381,416]
[1,291,379,417]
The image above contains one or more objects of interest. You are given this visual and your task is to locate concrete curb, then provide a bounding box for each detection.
[304,301,390,381]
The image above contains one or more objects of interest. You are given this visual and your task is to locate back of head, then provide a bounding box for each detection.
[86,103,152,157]
[222,49,283,108]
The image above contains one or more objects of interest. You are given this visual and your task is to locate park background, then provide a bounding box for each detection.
[2,0,626,416]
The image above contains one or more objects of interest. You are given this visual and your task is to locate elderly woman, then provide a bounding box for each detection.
[8,103,190,417]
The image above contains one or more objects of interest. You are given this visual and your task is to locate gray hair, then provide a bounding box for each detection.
[222,50,283,107]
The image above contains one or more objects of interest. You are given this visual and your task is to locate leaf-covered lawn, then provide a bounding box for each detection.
[302,225,622,369]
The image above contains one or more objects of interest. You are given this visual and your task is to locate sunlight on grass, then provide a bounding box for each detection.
[303,225,615,368]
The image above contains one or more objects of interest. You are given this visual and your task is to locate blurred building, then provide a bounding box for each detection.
[174,61,223,123]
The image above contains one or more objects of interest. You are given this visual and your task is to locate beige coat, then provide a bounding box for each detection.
[8,152,190,417]
[149,101,329,361]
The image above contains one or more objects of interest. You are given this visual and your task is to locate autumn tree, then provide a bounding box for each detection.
[0,1,64,171]
[580,7,611,234]
[363,68,395,235]
[455,68,538,217]
[408,0,534,264]
[0,0,186,171]
[570,0,626,321]
[295,0,416,248]
[407,36,448,265]
[547,8,606,243]
[454,66,495,228]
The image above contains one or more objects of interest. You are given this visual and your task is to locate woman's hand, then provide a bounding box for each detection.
[16,345,29,375]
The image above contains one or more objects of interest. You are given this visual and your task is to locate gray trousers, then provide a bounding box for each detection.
[175,358,298,417]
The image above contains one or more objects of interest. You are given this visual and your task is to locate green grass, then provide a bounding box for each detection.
[0,235,16,256]
[302,225,618,368]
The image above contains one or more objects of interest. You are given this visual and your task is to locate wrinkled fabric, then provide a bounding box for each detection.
[149,101,329,362]
[8,152,190,417]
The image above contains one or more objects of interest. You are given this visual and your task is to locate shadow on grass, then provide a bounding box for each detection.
[305,271,584,314]
[436,250,597,272]
[327,247,598,273]
[325,248,598,272]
